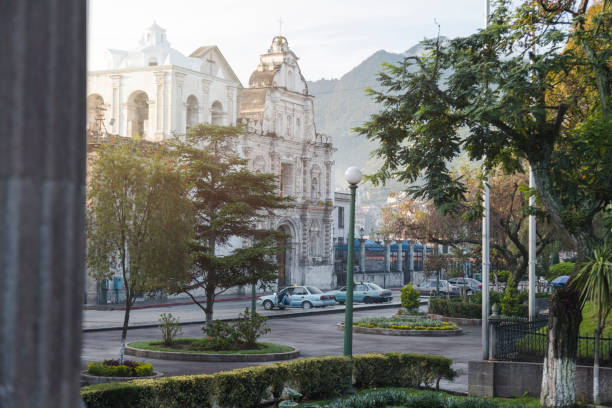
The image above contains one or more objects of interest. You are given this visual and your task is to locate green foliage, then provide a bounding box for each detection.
[500,278,522,317]
[202,309,270,349]
[202,320,241,350]
[82,354,460,408]
[429,299,481,319]
[324,389,535,408]
[401,283,420,311]
[213,365,286,408]
[353,353,456,390]
[547,262,575,280]
[87,361,153,378]
[158,313,182,346]
[492,270,511,283]
[234,308,271,346]
[285,356,351,399]
[167,124,294,320]
[81,375,214,408]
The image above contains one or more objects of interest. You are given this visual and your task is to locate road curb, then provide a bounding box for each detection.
[125,345,300,362]
[83,302,402,332]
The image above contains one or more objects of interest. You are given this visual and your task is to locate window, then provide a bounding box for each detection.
[307,287,322,294]
[293,287,307,295]
[337,237,344,246]
[338,207,344,229]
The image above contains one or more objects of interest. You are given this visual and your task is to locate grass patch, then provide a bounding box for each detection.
[128,338,293,354]
[580,301,612,337]
[296,387,541,407]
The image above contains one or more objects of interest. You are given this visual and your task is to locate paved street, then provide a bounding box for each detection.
[82,291,406,330]
[81,306,481,393]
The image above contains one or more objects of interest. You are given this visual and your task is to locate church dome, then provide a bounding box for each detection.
[248,68,280,88]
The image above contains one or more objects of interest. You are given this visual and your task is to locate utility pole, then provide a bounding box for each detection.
[482,0,491,361]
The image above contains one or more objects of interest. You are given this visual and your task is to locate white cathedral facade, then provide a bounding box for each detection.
[86,25,335,303]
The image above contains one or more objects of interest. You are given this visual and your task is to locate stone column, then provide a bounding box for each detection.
[422,241,427,271]
[396,240,403,273]
[301,157,311,200]
[175,73,186,134]
[409,240,415,279]
[324,160,333,202]
[358,238,366,278]
[384,239,392,288]
[0,1,86,407]
[154,71,165,139]
[111,74,122,134]
[201,79,211,123]
[226,86,235,125]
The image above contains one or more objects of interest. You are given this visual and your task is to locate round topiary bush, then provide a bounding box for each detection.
[400,283,420,312]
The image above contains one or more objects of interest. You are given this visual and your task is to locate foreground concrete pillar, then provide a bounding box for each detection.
[0,2,86,408]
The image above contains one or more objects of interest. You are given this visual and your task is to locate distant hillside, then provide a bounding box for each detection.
[308,40,432,205]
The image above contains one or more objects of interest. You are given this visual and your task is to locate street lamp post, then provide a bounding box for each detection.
[343,166,362,391]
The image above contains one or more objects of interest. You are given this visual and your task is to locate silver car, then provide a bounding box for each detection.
[447,277,481,295]
[415,279,459,296]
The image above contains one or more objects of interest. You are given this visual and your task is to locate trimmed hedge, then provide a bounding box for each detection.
[429,298,528,319]
[87,360,153,377]
[353,353,455,390]
[81,353,454,408]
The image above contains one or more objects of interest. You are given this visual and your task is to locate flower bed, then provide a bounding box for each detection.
[87,359,153,378]
[355,316,458,331]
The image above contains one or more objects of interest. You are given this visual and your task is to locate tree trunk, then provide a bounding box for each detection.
[540,286,582,407]
[593,318,601,405]
[204,284,215,322]
[119,295,132,364]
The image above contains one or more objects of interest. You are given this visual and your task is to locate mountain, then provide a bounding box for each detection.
[308,40,433,205]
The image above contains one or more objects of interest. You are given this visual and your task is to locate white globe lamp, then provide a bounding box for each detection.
[344,166,362,186]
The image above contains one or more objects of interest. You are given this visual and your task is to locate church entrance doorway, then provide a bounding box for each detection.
[277,225,292,287]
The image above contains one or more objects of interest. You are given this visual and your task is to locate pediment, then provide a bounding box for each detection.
[190,46,242,86]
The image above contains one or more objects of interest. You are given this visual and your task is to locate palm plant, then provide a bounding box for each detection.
[572,241,612,405]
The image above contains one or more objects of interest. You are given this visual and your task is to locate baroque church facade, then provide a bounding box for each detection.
[238,36,335,289]
[86,25,335,303]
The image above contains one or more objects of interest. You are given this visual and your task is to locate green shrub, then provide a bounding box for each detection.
[81,375,214,408]
[547,262,575,280]
[285,356,351,399]
[202,320,241,350]
[86,360,153,377]
[353,353,455,390]
[214,364,286,408]
[159,312,182,346]
[234,308,270,346]
[500,277,522,317]
[81,354,456,407]
[429,298,480,319]
[203,309,270,349]
[401,283,420,311]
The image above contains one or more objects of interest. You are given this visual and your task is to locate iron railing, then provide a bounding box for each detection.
[491,317,612,366]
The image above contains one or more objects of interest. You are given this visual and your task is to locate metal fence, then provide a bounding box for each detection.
[491,317,612,366]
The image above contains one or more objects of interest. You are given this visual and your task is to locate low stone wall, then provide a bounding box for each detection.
[427,314,482,326]
[468,360,612,405]
[125,345,300,362]
[337,323,462,337]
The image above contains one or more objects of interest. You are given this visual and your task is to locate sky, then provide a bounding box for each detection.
[88,0,486,85]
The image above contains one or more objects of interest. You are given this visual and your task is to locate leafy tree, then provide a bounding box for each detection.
[355,1,610,404]
[87,137,193,362]
[573,241,612,405]
[547,261,575,280]
[382,166,555,286]
[169,124,293,322]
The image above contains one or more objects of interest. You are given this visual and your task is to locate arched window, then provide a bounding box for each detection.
[186,95,199,130]
[127,90,149,138]
[148,57,158,66]
[86,94,105,136]
[211,100,224,125]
